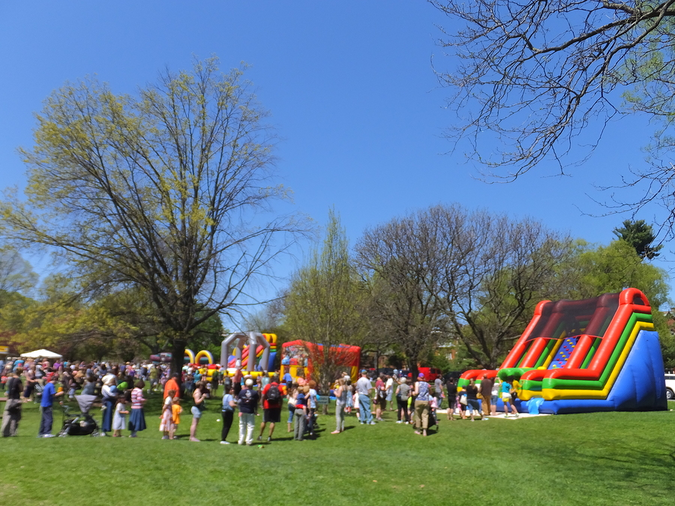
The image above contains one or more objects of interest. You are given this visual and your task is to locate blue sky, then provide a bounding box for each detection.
[1,1,672,315]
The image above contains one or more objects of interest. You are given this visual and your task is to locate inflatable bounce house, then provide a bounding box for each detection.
[184,349,219,381]
[220,332,277,376]
[459,288,668,414]
[280,340,361,383]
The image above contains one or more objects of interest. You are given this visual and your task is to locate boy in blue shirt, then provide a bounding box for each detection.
[39,374,64,437]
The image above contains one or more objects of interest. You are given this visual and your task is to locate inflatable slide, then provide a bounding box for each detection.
[459,288,668,414]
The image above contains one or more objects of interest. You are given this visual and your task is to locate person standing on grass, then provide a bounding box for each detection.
[445,378,457,421]
[434,375,444,409]
[128,379,147,437]
[190,381,207,442]
[160,389,175,439]
[258,374,282,442]
[500,379,519,418]
[479,374,494,418]
[164,373,180,400]
[385,374,395,411]
[237,378,259,445]
[374,374,386,421]
[2,368,23,437]
[38,375,64,437]
[332,377,349,434]
[100,374,117,436]
[413,373,430,437]
[356,370,375,425]
[112,394,129,437]
[293,385,308,441]
[465,378,481,421]
[220,384,236,444]
[395,377,411,424]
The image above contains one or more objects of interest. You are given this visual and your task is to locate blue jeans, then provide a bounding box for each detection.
[358,394,372,424]
[39,406,53,436]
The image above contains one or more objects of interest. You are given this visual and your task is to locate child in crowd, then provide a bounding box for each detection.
[112,395,128,437]
[160,389,175,439]
[171,397,182,439]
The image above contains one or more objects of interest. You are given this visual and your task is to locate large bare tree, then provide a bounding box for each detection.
[0,58,299,373]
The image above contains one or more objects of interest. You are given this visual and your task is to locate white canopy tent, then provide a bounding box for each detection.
[20,349,63,359]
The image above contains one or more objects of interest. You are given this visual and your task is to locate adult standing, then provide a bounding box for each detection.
[1,368,23,437]
[374,375,386,421]
[164,373,180,400]
[258,374,282,442]
[465,379,480,421]
[356,370,375,425]
[190,381,207,442]
[479,374,494,418]
[413,373,431,437]
[237,378,259,445]
[445,378,457,421]
[128,379,147,437]
[395,377,411,424]
[434,375,444,408]
[100,374,117,437]
[220,384,236,444]
[385,374,395,411]
[500,379,519,418]
[332,377,349,434]
[38,375,63,437]
[233,364,243,397]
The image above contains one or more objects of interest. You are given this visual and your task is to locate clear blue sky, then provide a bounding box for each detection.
[1,1,672,314]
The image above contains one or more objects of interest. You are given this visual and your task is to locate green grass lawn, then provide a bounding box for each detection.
[2,395,674,506]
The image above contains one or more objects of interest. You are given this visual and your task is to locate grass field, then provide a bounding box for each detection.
[1,394,674,506]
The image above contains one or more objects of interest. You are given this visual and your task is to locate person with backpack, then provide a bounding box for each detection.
[257,374,282,442]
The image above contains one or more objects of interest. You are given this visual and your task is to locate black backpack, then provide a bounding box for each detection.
[266,384,281,403]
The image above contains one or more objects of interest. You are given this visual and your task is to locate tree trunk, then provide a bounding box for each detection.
[170,339,186,397]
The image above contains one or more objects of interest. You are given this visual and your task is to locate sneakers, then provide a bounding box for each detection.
[369,421,377,425]
[257,436,262,441]
[238,441,244,445]
[246,442,253,446]
[396,420,402,424]
[162,436,169,440]
[41,434,55,438]
[220,441,230,445]
[267,437,271,442]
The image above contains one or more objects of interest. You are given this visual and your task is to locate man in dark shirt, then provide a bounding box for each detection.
[1,368,23,437]
[465,378,480,422]
[479,373,494,418]
[237,378,260,446]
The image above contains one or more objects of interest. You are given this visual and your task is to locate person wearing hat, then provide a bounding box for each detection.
[356,369,375,425]
[395,377,411,423]
[100,374,117,436]
[413,373,431,436]
[237,377,260,445]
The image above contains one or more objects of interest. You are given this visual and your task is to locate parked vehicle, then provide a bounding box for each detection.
[665,373,675,400]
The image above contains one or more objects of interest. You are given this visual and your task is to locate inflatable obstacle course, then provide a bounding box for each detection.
[220,332,277,375]
[460,288,668,414]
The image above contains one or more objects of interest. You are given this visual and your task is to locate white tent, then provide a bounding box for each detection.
[20,349,63,359]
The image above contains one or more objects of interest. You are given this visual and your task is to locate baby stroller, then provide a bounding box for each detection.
[58,394,100,437]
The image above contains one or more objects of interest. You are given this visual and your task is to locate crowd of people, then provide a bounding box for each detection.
[1,355,519,443]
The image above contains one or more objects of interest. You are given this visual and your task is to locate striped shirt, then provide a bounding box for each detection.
[131,387,145,409]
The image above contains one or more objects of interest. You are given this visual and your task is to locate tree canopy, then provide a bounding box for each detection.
[0,58,298,371]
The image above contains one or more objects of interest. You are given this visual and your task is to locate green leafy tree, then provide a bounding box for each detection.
[613,219,663,260]
[0,58,299,373]
[284,209,367,395]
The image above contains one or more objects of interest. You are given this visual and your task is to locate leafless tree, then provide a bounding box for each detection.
[430,1,675,238]
[356,205,572,370]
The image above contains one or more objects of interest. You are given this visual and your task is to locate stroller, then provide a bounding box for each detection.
[58,394,100,437]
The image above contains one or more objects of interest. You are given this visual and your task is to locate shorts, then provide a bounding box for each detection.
[376,396,387,409]
[467,399,480,411]
[264,407,281,423]
[501,393,512,403]
[191,406,203,419]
